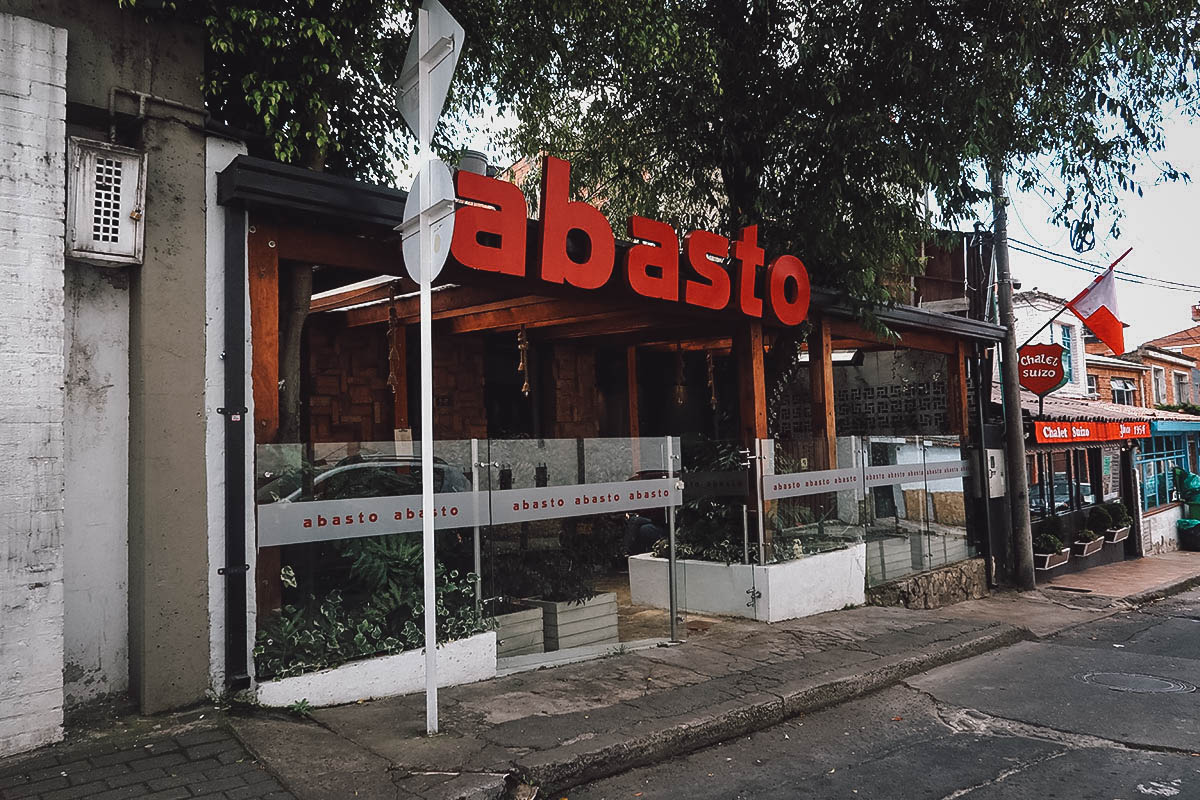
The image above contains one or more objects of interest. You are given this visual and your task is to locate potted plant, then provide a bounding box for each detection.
[1103,501,1132,543]
[1072,527,1105,557]
[494,551,618,653]
[1033,518,1070,571]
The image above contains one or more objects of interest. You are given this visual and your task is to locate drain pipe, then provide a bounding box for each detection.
[108,87,206,142]
[219,203,251,690]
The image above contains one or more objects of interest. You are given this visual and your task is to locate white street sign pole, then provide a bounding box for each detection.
[397,0,464,737]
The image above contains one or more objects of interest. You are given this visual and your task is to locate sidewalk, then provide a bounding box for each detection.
[6,553,1195,800]
[229,554,1200,800]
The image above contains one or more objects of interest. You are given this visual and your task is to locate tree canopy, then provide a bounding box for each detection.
[127,0,1199,301]
[484,1,1200,305]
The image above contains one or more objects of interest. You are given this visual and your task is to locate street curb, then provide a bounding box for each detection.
[511,624,1031,797]
[1124,572,1200,607]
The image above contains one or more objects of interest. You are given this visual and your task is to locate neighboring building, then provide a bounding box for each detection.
[1117,345,1196,408]
[1,1,247,757]
[1084,353,1148,406]
[1011,291,1088,397]
[1142,325,1200,407]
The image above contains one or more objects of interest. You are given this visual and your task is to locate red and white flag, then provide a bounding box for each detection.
[1066,248,1130,356]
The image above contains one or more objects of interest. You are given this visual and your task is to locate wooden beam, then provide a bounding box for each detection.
[274,223,402,274]
[444,299,619,334]
[826,316,957,355]
[808,315,837,469]
[734,321,768,443]
[948,339,970,436]
[311,280,397,313]
[248,218,282,616]
[249,220,280,443]
[344,285,537,326]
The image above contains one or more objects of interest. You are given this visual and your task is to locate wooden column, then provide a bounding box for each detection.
[808,314,837,469]
[947,340,970,436]
[626,345,640,438]
[734,321,768,444]
[248,220,282,616]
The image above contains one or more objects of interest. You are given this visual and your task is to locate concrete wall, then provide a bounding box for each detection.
[9,0,215,713]
[0,12,68,756]
[1142,505,1181,555]
[63,263,130,706]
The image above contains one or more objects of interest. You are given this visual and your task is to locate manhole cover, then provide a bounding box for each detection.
[1075,672,1196,694]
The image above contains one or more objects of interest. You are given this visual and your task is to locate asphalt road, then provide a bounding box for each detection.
[567,588,1200,800]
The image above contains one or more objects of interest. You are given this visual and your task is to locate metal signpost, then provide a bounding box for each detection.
[396,0,463,736]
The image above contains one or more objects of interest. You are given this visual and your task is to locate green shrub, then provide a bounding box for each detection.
[1033,531,1064,554]
[253,532,486,680]
[1106,501,1132,528]
[1087,505,1112,534]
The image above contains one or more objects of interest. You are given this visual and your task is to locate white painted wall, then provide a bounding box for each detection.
[63,262,129,706]
[1009,294,1089,397]
[0,12,67,756]
[1142,506,1181,555]
[204,136,253,694]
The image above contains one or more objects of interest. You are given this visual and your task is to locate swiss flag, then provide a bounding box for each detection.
[1066,251,1128,356]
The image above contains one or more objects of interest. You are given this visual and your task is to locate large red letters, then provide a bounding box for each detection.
[539,156,615,290]
[625,216,679,301]
[732,225,765,318]
[767,255,811,326]
[451,156,810,326]
[450,170,527,277]
[683,230,731,310]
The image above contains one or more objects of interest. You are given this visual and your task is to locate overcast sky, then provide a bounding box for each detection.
[1003,114,1200,348]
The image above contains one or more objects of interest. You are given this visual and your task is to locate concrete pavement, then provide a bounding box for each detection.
[570,585,1200,799]
[7,552,1197,800]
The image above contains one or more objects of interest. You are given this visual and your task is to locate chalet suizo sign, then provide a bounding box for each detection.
[1018,342,1068,396]
[450,156,812,325]
[1034,420,1150,444]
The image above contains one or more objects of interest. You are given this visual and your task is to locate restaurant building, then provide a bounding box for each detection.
[214,155,1014,706]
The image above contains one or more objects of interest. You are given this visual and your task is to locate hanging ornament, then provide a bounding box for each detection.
[517,326,530,397]
[673,345,687,405]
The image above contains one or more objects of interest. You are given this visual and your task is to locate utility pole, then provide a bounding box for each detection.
[991,164,1036,590]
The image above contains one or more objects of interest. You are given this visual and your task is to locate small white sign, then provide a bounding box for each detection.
[257,492,477,547]
[490,478,682,525]
[400,158,456,283]
[763,466,863,500]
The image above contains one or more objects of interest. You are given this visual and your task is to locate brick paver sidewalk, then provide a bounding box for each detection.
[0,725,293,800]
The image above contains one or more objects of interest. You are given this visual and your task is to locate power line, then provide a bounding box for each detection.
[1009,238,1200,293]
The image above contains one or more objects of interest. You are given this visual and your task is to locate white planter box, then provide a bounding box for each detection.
[256,632,496,708]
[628,544,867,623]
[526,593,619,651]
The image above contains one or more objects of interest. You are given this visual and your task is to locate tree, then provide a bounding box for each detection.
[486,1,1199,302]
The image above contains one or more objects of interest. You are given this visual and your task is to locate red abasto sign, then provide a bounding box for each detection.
[1018,343,1068,396]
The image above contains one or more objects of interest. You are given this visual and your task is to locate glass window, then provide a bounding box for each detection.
[1111,378,1136,405]
[1139,434,1188,510]
[1153,368,1167,405]
[1087,375,1098,395]
[1059,325,1073,383]
[1174,372,1189,405]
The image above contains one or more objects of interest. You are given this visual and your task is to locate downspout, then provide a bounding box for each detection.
[220,203,251,690]
[973,341,995,587]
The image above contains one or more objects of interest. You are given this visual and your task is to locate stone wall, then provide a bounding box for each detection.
[0,12,67,756]
[308,316,394,444]
[866,557,988,610]
[548,343,601,439]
